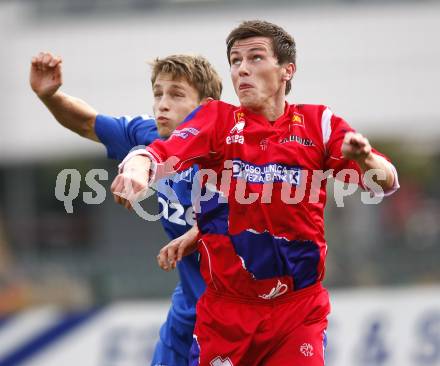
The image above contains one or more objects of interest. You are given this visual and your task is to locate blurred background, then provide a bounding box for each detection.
[0,0,439,365]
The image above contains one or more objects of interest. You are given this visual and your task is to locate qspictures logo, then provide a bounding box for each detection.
[54,160,387,218]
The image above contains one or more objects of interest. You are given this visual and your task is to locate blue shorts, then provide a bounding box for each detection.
[151,338,188,366]
[153,307,195,366]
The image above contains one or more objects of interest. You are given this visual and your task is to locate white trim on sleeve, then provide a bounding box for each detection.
[321,108,333,147]
[361,155,400,197]
[118,149,159,184]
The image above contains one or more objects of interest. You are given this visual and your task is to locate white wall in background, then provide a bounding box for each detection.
[1,1,439,162]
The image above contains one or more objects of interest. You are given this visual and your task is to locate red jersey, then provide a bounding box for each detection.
[146,100,393,299]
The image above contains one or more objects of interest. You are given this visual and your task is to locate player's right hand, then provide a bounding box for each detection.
[30,51,63,99]
[157,226,199,271]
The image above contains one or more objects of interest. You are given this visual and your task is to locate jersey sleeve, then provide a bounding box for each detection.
[323,110,362,184]
[146,101,224,179]
[323,108,399,194]
[94,114,159,160]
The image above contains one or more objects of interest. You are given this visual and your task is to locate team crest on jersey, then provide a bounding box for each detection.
[234,110,245,123]
[291,112,305,127]
[227,112,245,145]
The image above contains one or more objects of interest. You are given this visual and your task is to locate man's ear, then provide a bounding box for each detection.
[200,97,214,106]
[282,63,296,81]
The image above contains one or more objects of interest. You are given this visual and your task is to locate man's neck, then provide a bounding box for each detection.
[246,95,286,122]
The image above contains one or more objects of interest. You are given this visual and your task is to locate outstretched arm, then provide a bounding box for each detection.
[111,101,222,210]
[157,225,200,271]
[30,51,99,141]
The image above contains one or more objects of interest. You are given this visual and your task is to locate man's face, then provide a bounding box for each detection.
[229,36,291,112]
[152,73,200,137]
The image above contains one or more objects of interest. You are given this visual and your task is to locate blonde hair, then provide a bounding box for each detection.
[150,54,222,101]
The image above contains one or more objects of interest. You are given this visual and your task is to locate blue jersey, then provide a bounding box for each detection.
[95,114,206,356]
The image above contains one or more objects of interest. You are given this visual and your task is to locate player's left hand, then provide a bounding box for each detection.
[341,131,372,162]
[111,155,151,210]
[157,227,199,271]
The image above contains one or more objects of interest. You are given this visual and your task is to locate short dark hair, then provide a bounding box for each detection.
[150,54,222,101]
[226,20,296,95]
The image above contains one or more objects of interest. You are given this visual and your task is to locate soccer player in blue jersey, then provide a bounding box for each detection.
[30,51,222,366]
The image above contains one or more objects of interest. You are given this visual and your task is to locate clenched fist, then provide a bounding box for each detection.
[341,131,372,162]
[30,51,63,99]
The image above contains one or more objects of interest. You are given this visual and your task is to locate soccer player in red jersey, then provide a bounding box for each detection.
[112,20,399,366]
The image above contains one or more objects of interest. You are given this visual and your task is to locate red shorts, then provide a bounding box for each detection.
[189,283,330,366]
